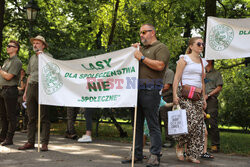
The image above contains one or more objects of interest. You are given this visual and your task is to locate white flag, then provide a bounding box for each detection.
[38,47,138,108]
[205,17,250,60]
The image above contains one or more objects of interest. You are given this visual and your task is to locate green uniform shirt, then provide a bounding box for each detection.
[162,68,174,97]
[27,52,52,84]
[140,41,170,87]
[205,68,223,97]
[0,55,22,86]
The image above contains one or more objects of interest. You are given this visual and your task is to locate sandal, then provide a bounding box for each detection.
[186,156,200,164]
[176,146,184,161]
[201,152,214,159]
[183,152,187,158]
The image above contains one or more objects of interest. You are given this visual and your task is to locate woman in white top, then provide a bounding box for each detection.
[172,37,208,164]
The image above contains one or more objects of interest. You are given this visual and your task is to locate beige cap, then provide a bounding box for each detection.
[30,35,48,48]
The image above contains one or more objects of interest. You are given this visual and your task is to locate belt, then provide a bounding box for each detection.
[2,85,17,89]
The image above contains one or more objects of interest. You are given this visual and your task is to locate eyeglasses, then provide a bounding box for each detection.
[197,42,205,47]
[7,45,17,48]
[140,30,153,35]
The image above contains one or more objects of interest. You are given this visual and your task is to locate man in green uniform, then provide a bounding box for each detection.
[159,68,174,148]
[205,60,223,153]
[18,35,52,151]
[0,40,22,146]
[122,24,170,167]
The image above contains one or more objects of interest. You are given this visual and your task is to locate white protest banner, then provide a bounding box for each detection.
[38,47,138,108]
[205,17,250,60]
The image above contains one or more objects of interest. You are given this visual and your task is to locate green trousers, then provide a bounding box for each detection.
[26,83,50,145]
[206,96,220,147]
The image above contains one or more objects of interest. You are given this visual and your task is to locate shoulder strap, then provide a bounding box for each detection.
[200,57,204,81]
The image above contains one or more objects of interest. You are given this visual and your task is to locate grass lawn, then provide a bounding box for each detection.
[51,120,250,156]
[219,132,250,155]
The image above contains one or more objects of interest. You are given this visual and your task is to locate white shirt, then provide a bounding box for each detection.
[178,54,208,88]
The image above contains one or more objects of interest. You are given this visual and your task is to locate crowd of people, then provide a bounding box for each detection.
[0,23,223,167]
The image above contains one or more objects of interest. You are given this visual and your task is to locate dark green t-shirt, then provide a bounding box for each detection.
[162,68,174,97]
[0,55,22,86]
[139,41,170,87]
[205,68,223,97]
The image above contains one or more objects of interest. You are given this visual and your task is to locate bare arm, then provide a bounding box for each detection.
[134,50,165,71]
[173,58,186,105]
[18,80,26,91]
[162,84,171,93]
[205,85,222,100]
[0,70,14,81]
[23,76,30,101]
[202,75,207,110]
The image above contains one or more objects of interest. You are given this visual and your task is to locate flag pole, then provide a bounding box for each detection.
[131,106,137,167]
[37,101,41,152]
[131,44,140,167]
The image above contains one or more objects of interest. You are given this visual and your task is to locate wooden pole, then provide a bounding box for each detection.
[131,106,137,167]
[37,104,41,152]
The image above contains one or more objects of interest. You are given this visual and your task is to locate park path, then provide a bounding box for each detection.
[0,132,249,167]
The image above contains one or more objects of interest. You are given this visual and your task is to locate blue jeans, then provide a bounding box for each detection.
[135,89,162,159]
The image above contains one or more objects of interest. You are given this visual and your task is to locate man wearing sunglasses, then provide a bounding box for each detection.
[122,24,170,167]
[0,40,22,146]
[18,35,52,151]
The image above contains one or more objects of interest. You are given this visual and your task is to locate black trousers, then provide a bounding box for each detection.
[135,89,162,159]
[0,86,18,140]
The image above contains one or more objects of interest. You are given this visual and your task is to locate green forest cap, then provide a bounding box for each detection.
[30,35,48,48]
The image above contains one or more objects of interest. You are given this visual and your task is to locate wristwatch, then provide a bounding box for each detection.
[141,56,145,62]
[208,94,211,97]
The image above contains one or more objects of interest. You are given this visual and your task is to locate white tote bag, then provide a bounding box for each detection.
[168,105,188,135]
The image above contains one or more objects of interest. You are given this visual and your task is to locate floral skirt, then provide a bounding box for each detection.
[174,88,205,159]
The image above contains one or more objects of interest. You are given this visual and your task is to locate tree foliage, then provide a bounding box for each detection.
[217,60,250,131]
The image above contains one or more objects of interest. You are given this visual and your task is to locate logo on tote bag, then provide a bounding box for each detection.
[42,62,63,95]
[209,24,234,51]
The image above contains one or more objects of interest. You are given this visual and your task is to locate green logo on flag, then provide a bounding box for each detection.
[42,62,63,95]
[209,24,234,51]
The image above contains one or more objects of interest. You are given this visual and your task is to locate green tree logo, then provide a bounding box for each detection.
[209,24,234,51]
[42,62,63,95]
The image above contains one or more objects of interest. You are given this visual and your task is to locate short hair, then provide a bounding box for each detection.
[9,40,20,53]
[207,60,214,65]
[185,37,202,54]
[141,23,156,33]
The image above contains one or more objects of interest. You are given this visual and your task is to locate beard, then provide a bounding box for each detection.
[141,37,148,45]
[33,47,40,52]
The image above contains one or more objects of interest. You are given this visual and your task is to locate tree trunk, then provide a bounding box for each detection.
[0,0,5,60]
[107,0,120,47]
[204,0,216,44]
[95,26,103,50]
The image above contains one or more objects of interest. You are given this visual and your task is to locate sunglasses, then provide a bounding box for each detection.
[197,42,205,47]
[7,45,17,48]
[140,30,152,35]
